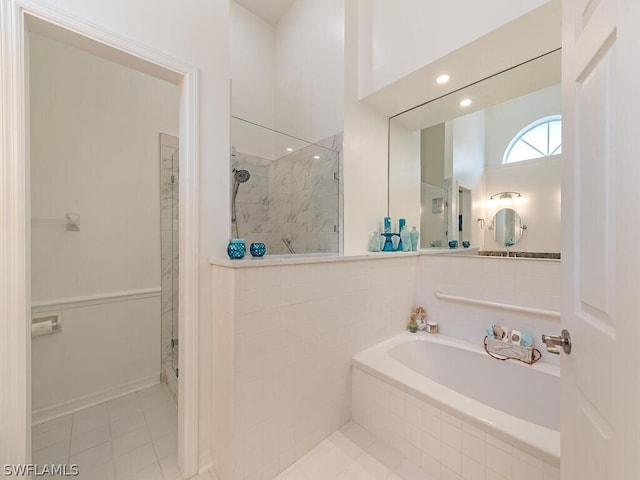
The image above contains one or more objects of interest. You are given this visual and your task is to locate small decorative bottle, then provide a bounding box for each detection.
[410,226,419,251]
[369,231,381,252]
[400,225,410,252]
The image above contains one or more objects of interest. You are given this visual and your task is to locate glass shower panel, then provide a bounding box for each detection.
[160,133,179,382]
[230,116,341,255]
[170,148,179,376]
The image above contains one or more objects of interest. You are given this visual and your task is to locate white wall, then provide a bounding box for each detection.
[30,33,176,301]
[275,0,345,142]
[230,0,344,145]
[343,0,389,253]
[484,85,561,252]
[452,111,486,249]
[230,2,276,128]
[388,121,420,231]
[359,0,551,96]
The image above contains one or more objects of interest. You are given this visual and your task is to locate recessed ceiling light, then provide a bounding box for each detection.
[313,155,320,159]
[436,74,450,84]
[460,98,472,107]
[286,147,293,152]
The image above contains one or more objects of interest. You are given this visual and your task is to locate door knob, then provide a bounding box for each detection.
[541,329,572,355]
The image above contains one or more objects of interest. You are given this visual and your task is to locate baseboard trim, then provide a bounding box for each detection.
[32,376,160,425]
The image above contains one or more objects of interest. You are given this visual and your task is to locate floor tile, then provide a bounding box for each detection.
[71,425,110,455]
[76,459,116,480]
[70,441,113,473]
[114,442,157,479]
[113,426,152,458]
[33,422,72,452]
[31,384,173,480]
[158,452,180,480]
[33,439,69,464]
[130,462,164,480]
[73,409,110,435]
[273,465,311,480]
[296,440,354,480]
[111,411,147,439]
[152,433,177,460]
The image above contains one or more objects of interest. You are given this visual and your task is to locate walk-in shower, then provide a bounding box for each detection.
[230,116,342,255]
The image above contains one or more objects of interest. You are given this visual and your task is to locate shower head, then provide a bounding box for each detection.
[233,169,251,184]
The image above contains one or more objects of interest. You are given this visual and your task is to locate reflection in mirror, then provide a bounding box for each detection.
[388,49,561,255]
[490,208,526,247]
[231,116,341,255]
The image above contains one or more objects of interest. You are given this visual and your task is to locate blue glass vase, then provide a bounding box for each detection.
[227,239,246,259]
[250,242,266,257]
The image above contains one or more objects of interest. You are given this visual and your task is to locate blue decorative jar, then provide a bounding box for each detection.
[227,239,246,259]
[250,242,266,257]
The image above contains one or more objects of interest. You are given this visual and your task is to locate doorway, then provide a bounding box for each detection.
[29,27,181,475]
[0,10,202,476]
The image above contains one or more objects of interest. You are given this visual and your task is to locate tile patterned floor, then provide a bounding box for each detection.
[31,383,216,480]
[33,384,427,480]
[273,422,433,480]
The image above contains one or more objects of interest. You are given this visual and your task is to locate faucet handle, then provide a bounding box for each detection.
[541,329,572,355]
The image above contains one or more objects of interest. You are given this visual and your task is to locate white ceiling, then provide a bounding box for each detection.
[233,0,296,25]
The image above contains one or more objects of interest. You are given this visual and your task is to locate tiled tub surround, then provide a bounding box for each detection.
[160,133,179,392]
[351,333,560,480]
[232,132,341,255]
[352,367,560,480]
[210,255,417,480]
[416,254,562,366]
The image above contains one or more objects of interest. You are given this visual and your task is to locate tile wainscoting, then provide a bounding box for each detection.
[352,367,560,480]
[210,255,417,480]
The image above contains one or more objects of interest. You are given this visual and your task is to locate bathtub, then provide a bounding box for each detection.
[351,332,560,476]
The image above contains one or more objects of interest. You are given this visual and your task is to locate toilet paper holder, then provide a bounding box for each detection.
[32,313,62,337]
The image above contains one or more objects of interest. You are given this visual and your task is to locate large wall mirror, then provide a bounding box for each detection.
[388,49,561,255]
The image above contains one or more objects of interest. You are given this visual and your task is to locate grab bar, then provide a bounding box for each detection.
[434,291,560,319]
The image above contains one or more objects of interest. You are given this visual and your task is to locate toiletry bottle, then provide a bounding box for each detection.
[400,225,410,252]
[410,226,419,251]
[370,232,381,252]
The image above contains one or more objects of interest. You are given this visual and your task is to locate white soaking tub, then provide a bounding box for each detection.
[351,332,560,475]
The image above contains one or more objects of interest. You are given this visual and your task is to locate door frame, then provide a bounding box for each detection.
[0,1,201,476]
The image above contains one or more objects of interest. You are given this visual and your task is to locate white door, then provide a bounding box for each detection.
[562,0,640,478]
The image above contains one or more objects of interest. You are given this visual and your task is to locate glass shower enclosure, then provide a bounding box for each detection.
[231,116,342,255]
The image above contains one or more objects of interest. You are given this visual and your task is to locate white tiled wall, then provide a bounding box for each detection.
[211,256,416,480]
[417,254,562,364]
[212,253,562,480]
[352,368,560,480]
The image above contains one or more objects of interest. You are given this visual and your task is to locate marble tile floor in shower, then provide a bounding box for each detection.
[274,422,432,480]
[31,383,215,480]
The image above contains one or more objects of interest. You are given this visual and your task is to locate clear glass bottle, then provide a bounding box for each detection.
[369,231,381,252]
[400,225,410,252]
[410,226,419,251]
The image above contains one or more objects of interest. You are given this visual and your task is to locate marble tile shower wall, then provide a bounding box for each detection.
[232,132,341,255]
[232,153,272,244]
[210,256,416,480]
[159,133,178,385]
